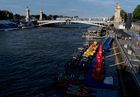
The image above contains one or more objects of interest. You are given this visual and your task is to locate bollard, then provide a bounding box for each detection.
[129,37,132,40]
[128,50,132,55]
[125,37,127,40]
[136,41,140,46]
[124,44,128,48]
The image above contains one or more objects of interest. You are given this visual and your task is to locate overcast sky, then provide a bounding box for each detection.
[0,0,139,17]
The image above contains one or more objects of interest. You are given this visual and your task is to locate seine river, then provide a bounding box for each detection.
[0,27,87,97]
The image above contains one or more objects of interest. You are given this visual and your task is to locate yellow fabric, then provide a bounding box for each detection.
[83,42,98,57]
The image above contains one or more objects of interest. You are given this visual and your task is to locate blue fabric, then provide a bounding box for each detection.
[103,37,113,51]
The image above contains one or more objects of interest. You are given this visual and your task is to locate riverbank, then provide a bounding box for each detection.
[0,24,92,32]
[0,20,37,32]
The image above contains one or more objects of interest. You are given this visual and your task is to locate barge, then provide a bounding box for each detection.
[55,36,120,97]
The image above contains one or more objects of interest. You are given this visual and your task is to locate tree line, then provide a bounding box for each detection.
[31,14,78,20]
[133,4,140,21]
[0,10,78,20]
[0,10,24,20]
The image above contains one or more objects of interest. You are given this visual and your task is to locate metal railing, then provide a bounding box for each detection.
[115,33,140,89]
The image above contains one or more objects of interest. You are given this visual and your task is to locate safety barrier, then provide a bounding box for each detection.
[115,34,140,89]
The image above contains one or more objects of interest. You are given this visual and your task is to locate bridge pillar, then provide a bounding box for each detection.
[39,10,43,21]
[114,3,122,23]
[25,6,30,22]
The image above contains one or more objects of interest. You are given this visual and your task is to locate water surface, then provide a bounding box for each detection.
[0,27,86,97]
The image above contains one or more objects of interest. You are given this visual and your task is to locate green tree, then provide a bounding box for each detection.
[14,14,21,20]
[53,15,59,20]
[110,16,114,21]
[121,10,127,21]
[74,16,79,18]
[0,10,14,20]
[133,4,140,20]
[31,15,40,19]
[46,15,53,20]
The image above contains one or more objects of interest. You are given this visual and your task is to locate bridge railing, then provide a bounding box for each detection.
[37,20,109,24]
[37,19,110,27]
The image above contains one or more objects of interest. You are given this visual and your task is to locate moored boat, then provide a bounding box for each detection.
[55,30,119,97]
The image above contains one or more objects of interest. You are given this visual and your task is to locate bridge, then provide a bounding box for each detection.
[37,19,112,27]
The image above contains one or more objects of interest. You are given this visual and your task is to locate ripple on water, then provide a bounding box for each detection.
[0,27,86,97]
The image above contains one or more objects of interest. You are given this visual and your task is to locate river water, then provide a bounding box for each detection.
[0,27,87,97]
